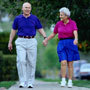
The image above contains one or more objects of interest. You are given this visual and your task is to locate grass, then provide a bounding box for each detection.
[37,78,90,88]
[0,81,16,89]
[73,80,90,88]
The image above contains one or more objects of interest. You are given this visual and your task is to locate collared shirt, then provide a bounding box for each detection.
[12,14,42,36]
[53,18,78,39]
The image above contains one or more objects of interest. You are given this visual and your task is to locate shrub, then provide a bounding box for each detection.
[0,53,18,81]
[0,32,17,54]
[0,51,3,80]
[78,40,90,52]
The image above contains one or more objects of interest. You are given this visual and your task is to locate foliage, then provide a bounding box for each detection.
[0,32,17,54]
[78,40,90,52]
[0,51,18,81]
[0,0,89,46]
[0,51,3,79]
[43,39,60,69]
[0,21,12,32]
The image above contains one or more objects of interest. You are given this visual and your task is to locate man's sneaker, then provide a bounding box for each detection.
[60,80,66,87]
[67,80,73,88]
[27,84,33,88]
[19,82,25,88]
[19,85,24,88]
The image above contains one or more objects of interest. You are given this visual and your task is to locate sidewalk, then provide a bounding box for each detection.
[8,80,90,90]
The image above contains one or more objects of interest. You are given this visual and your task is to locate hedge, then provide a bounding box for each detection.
[0,32,17,54]
[0,51,18,81]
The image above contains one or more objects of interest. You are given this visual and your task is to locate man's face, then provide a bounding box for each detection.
[22,3,31,15]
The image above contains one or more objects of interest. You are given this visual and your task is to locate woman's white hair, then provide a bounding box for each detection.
[59,7,71,17]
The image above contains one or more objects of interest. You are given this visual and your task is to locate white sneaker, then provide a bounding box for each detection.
[60,80,66,87]
[67,80,73,88]
[27,83,33,88]
[19,82,26,88]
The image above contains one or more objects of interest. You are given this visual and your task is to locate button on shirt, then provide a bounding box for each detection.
[12,14,42,36]
[53,18,78,39]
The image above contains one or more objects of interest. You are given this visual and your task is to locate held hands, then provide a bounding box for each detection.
[43,38,48,46]
[73,39,78,45]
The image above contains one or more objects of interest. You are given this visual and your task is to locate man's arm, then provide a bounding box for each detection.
[38,28,47,39]
[8,29,17,51]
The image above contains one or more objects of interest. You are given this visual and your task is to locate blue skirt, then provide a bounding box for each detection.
[57,39,80,62]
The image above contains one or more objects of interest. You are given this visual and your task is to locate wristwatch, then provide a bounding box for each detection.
[44,37,47,39]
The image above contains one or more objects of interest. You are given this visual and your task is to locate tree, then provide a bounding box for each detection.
[0,0,90,42]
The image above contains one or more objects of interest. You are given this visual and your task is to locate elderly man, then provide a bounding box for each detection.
[8,2,47,88]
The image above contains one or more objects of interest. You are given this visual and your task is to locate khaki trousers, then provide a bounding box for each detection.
[15,37,37,85]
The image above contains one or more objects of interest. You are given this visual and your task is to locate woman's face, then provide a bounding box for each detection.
[59,12,68,21]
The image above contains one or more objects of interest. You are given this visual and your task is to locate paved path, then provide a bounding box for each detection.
[8,80,90,90]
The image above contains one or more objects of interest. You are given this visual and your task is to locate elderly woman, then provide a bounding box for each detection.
[43,7,80,88]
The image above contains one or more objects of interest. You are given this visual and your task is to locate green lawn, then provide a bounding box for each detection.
[0,81,16,89]
[37,78,90,88]
[73,80,90,88]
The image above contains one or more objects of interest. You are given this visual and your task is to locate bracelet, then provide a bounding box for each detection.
[75,38,78,40]
[44,37,47,39]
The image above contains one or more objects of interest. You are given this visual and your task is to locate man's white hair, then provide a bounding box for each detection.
[59,7,70,17]
[22,2,31,8]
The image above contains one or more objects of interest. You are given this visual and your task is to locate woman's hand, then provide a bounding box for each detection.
[43,32,56,46]
[43,38,48,46]
[73,39,78,45]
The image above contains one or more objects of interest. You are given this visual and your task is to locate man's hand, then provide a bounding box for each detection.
[8,42,13,51]
[8,29,16,51]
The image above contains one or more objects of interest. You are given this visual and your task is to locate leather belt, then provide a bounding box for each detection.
[18,36,35,39]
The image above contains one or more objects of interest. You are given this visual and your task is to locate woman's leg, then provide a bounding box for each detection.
[61,60,67,78]
[67,61,73,88]
[60,60,67,86]
[67,61,73,80]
